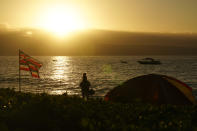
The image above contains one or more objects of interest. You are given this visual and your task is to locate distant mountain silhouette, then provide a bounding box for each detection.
[0,29,197,56]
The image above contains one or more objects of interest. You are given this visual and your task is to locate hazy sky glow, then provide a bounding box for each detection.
[1,0,197,33]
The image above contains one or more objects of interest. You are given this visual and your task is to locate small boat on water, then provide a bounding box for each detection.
[120,60,128,64]
[138,58,161,65]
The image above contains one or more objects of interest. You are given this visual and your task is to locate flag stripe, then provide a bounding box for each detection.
[31,72,40,78]
[19,50,42,78]
[20,63,28,66]
[20,54,29,58]
[20,50,42,64]
[20,67,30,71]
[19,60,28,64]
[19,50,29,57]
[27,59,42,67]
[29,65,38,71]
[20,57,41,68]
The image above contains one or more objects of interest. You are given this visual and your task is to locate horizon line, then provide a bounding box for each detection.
[1,26,197,35]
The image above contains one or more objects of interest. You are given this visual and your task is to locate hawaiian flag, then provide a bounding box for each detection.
[19,50,42,78]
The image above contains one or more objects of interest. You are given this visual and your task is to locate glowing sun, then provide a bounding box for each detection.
[40,6,86,36]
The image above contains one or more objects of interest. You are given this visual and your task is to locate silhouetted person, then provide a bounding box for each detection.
[80,73,91,100]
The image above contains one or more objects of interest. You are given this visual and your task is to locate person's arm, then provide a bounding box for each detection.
[88,81,91,87]
[80,82,82,87]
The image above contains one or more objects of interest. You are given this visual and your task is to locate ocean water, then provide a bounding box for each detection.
[1,56,197,97]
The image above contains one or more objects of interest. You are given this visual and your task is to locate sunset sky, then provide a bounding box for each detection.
[1,0,197,35]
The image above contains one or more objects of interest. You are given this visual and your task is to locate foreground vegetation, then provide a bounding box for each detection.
[0,88,197,131]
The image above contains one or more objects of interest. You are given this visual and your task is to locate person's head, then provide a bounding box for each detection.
[83,73,87,80]
[83,73,86,77]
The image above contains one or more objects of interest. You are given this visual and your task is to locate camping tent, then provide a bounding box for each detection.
[105,74,196,105]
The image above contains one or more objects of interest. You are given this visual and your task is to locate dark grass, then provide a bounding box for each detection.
[0,88,197,131]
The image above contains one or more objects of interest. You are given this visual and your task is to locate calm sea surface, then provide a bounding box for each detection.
[1,56,197,97]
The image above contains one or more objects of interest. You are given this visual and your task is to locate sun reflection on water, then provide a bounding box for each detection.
[49,56,73,95]
[51,56,68,80]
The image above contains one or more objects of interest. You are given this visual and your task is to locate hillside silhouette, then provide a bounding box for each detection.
[1,29,197,56]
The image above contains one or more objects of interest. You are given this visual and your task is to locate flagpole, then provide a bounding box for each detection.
[19,49,21,92]
[18,49,42,92]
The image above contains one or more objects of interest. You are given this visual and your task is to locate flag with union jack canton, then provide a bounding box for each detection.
[19,50,42,78]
